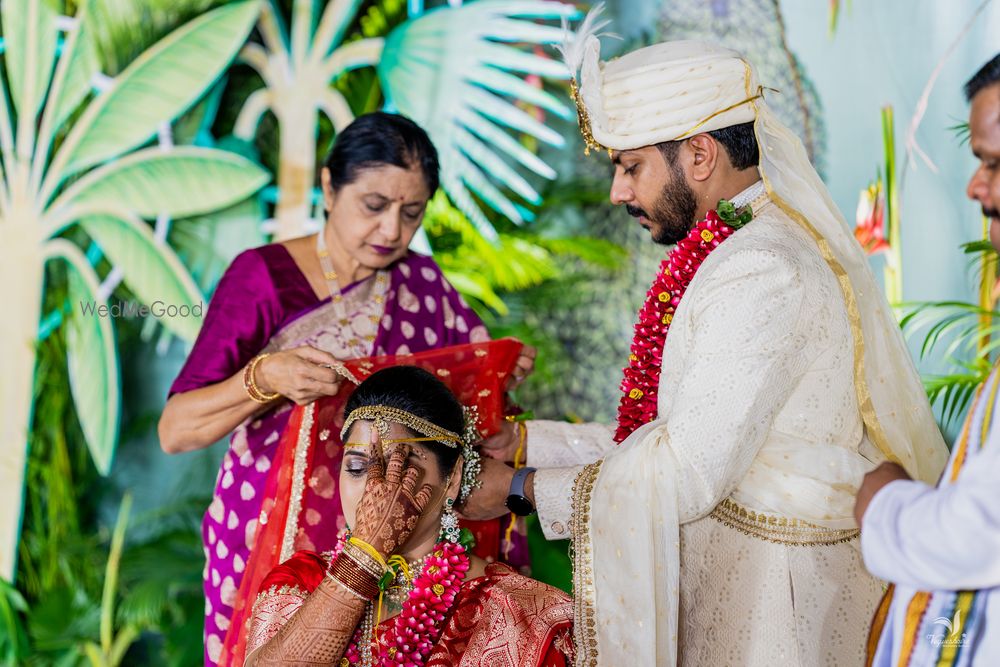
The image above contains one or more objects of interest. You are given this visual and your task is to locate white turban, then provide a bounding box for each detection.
[574,37,762,150]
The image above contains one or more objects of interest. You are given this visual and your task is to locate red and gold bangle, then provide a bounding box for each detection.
[327,553,379,600]
[244,353,280,403]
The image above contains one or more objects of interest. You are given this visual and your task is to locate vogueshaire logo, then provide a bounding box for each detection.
[78,300,204,319]
[928,609,968,648]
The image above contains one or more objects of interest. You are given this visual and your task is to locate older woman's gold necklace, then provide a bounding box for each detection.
[315,231,389,338]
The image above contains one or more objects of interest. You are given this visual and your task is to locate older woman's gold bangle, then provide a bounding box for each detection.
[244,353,280,403]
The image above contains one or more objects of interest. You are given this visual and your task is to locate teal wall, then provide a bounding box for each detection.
[784,0,1000,333]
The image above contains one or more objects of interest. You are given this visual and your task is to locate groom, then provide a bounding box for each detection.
[463,25,949,667]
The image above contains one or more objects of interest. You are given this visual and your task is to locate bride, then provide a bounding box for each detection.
[244,365,574,666]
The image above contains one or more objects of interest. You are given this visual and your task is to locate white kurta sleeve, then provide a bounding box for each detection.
[526,420,615,468]
[660,246,810,521]
[860,440,1000,590]
[527,420,616,540]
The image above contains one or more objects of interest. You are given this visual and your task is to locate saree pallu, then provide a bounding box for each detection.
[245,550,573,667]
[221,338,523,666]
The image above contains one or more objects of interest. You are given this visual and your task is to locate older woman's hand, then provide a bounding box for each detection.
[351,434,435,557]
[255,345,345,405]
[507,345,537,391]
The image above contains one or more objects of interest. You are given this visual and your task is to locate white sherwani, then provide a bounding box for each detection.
[528,189,885,665]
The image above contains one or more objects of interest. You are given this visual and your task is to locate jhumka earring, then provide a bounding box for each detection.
[440,497,460,544]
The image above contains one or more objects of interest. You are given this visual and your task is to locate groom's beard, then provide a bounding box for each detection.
[627,162,699,246]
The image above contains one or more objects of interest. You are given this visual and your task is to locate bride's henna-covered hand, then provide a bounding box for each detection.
[351,431,435,557]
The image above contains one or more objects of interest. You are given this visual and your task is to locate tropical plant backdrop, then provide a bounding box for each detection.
[2,0,998,663]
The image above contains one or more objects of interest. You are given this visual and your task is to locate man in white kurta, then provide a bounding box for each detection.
[856,53,1000,667]
[463,27,949,667]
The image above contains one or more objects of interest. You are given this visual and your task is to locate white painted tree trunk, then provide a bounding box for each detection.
[273,101,319,241]
[0,214,43,580]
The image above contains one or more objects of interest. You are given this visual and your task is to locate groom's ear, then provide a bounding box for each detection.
[685,133,720,183]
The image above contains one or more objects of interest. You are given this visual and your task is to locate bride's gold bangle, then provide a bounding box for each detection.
[244,353,280,403]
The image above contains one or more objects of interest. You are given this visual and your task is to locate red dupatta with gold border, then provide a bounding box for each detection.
[221,338,523,665]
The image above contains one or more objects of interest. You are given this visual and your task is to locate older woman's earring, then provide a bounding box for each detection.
[440,498,460,544]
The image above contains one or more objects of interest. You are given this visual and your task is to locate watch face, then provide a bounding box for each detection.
[505,494,534,517]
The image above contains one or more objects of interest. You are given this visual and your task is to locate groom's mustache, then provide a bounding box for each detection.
[984,206,999,219]
[626,204,649,219]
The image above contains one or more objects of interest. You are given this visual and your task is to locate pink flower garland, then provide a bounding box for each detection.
[614,209,742,443]
[343,541,470,667]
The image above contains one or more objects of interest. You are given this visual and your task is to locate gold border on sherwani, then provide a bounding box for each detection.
[709,498,859,546]
[570,459,604,667]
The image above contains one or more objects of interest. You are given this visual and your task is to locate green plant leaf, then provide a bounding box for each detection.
[1,0,59,122]
[54,146,269,219]
[76,214,205,341]
[44,0,100,140]
[440,269,508,314]
[43,239,120,476]
[0,577,29,663]
[50,0,261,181]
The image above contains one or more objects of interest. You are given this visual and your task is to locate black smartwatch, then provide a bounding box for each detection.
[505,467,537,516]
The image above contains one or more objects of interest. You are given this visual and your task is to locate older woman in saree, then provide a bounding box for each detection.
[157,113,527,666]
[243,366,573,667]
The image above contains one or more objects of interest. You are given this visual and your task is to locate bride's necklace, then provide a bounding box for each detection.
[315,231,390,346]
[344,541,470,667]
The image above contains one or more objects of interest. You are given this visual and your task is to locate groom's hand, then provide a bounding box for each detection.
[457,457,523,521]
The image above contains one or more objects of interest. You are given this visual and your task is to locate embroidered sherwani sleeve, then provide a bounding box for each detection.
[861,439,1000,590]
[527,421,615,540]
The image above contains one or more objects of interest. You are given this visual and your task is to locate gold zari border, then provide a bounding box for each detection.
[281,402,315,561]
[570,459,604,667]
[709,498,859,546]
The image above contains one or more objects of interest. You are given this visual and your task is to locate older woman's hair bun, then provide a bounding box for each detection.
[323,112,440,195]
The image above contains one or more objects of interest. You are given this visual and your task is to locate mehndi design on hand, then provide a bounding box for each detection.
[351,430,435,557]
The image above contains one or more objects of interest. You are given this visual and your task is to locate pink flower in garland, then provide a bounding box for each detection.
[614,203,752,443]
[344,541,470,667]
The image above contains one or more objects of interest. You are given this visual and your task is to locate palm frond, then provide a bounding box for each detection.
[378,0,575,239]
[949,120,971,146]
[924,365,989,428]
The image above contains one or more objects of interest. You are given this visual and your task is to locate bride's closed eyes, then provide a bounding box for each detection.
[342,447,426,479]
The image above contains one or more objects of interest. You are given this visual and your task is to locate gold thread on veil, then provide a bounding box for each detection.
[741,59,900,466]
